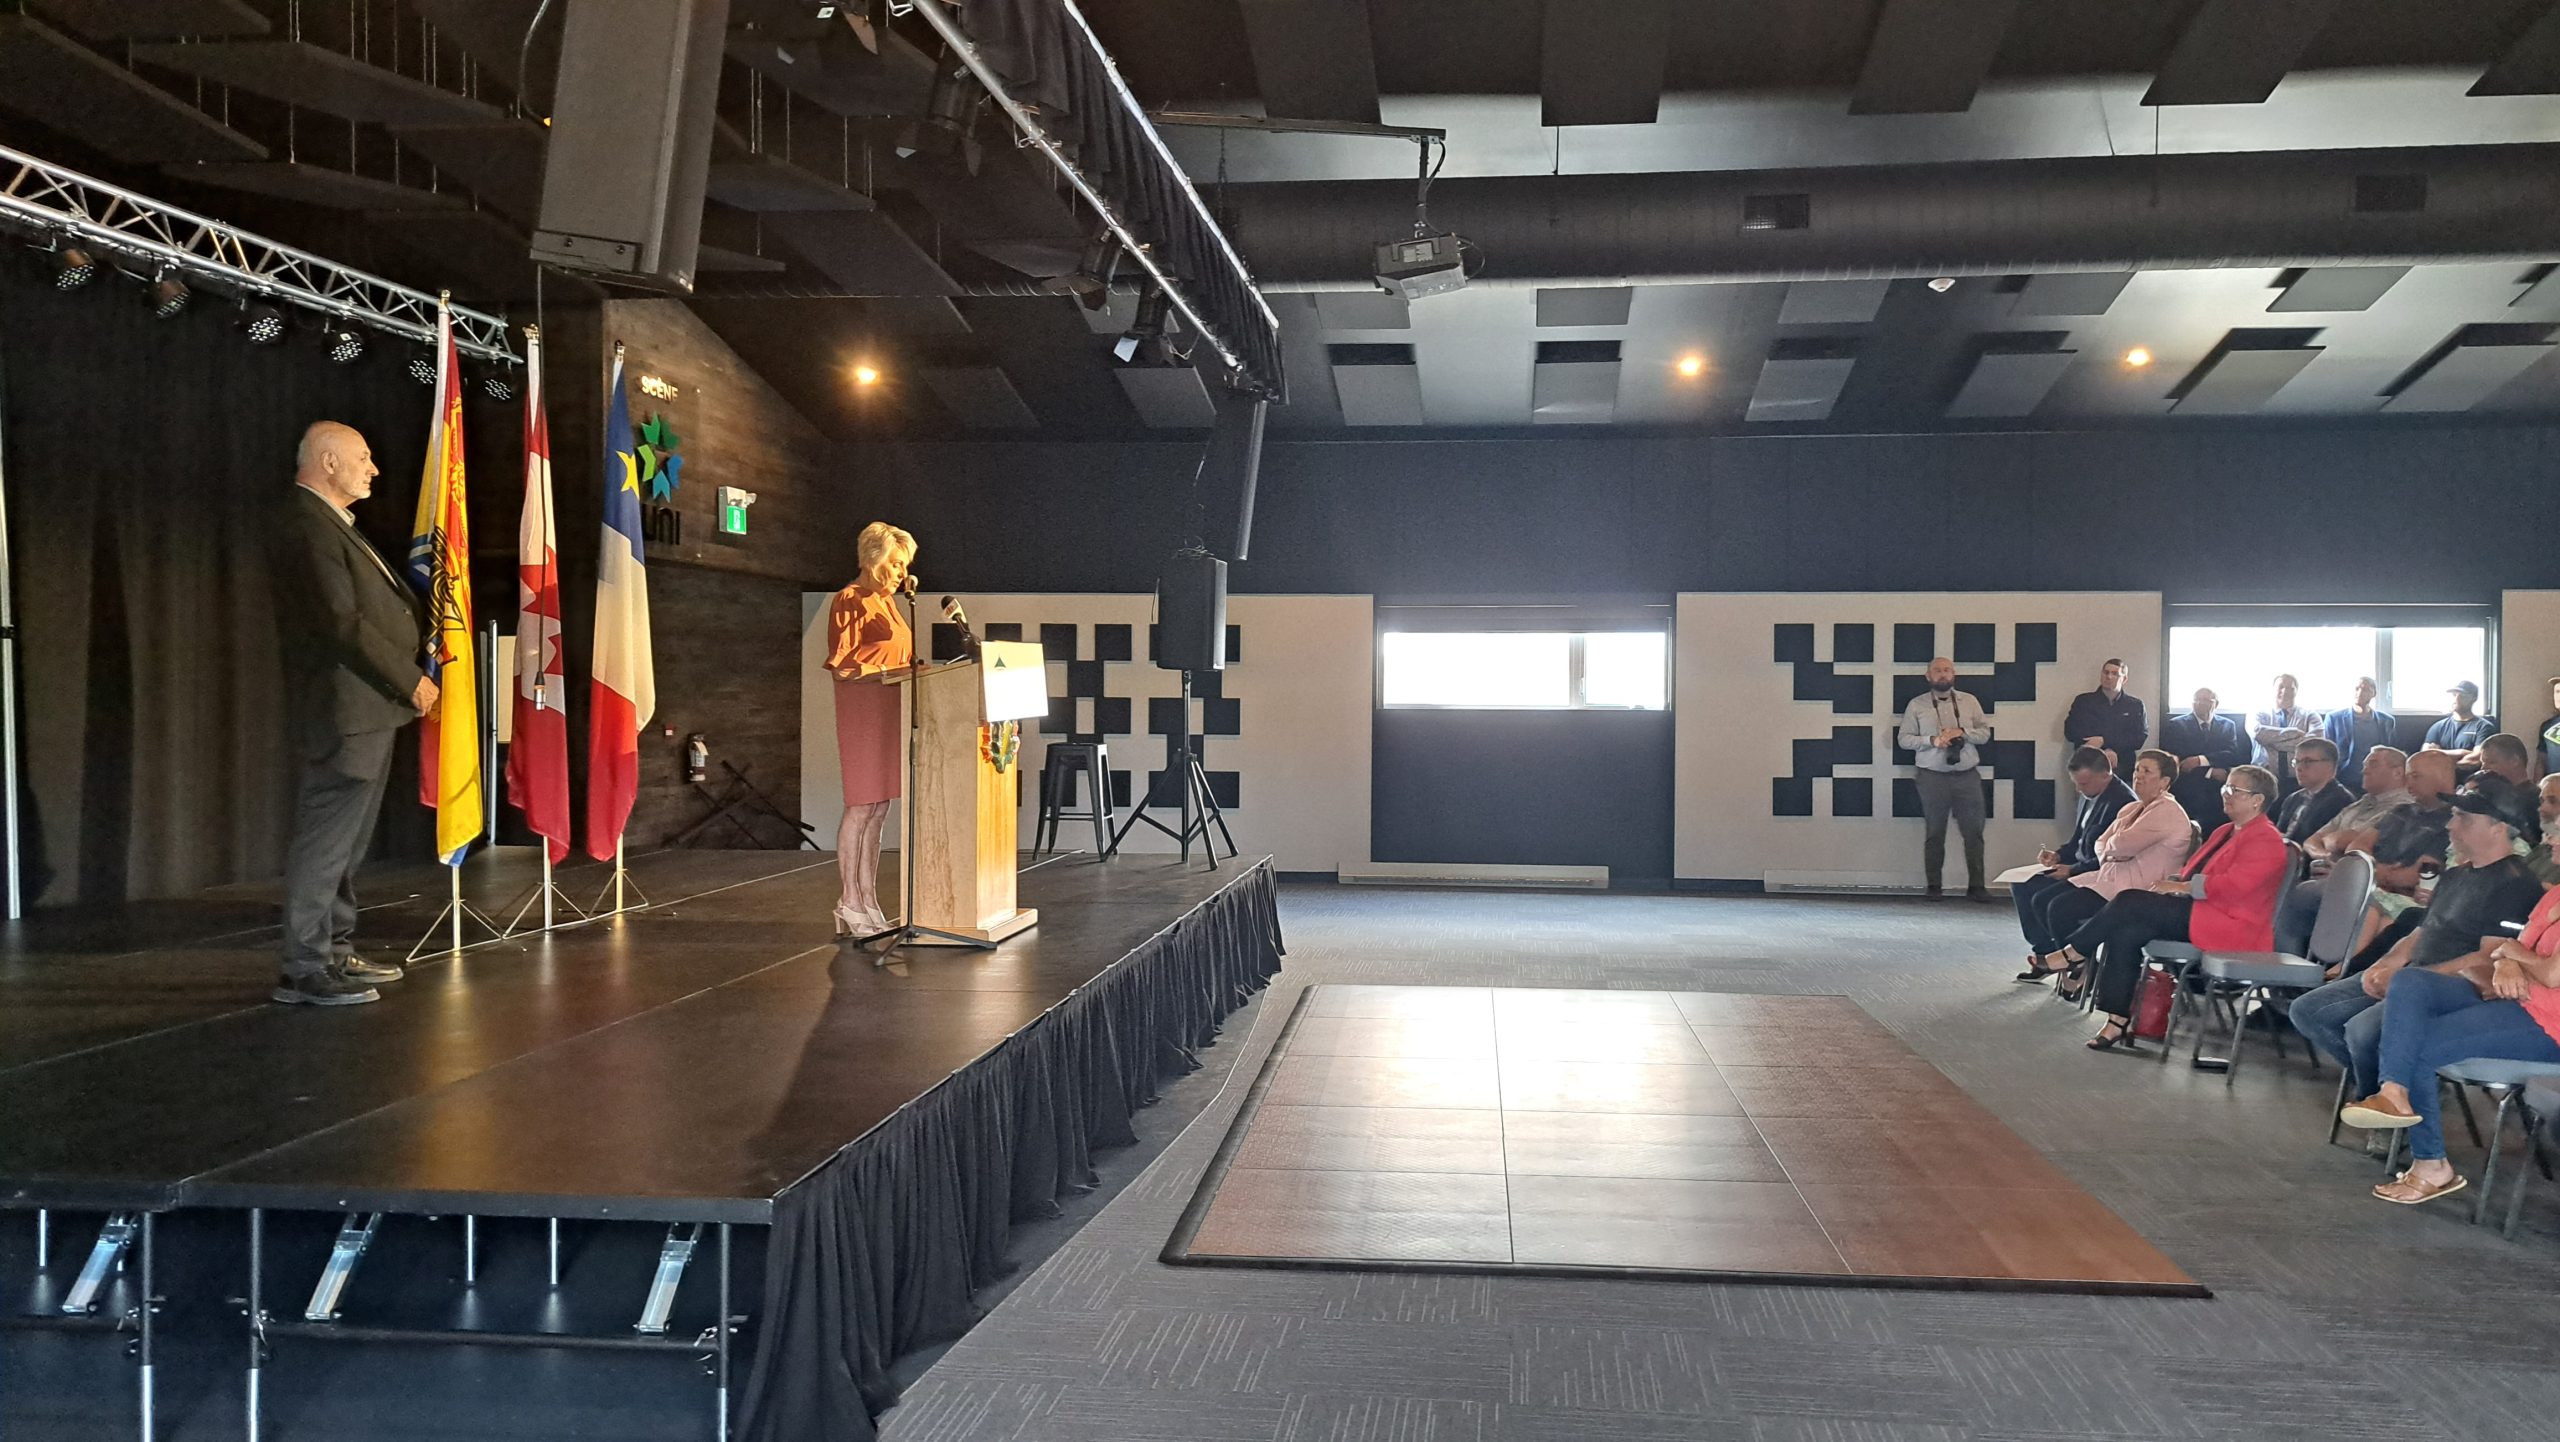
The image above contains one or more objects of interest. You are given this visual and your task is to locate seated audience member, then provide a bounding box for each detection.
[2339,866,2560,1207]
[2252,674,2317,794]
[2274,738,2355,843]
[2423,680,2496,765]
[2163,689,2251,824]
[2538,775,2560,886]
[2536,677,2560,780]
[2276,746,2414,954]
[2287,785,2544,1102]
[2476,732,2532,790]
[2008,747,2134,969]
[2063,658,2148,778]
[2325,676,2396,793]
[2051,765,2288,1050]
[2018,750,2191,982]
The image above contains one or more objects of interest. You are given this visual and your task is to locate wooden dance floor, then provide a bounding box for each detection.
[1168,985,2203,1295]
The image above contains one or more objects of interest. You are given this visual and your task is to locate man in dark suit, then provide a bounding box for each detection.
[2162,688,2251,823]
[2009,747,2134,967]
[269,421,435,1005]
[2062,658,2148,778]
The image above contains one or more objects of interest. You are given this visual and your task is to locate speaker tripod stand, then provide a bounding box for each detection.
[1109,670,1235,867]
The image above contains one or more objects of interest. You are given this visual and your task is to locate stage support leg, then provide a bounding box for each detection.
[138,1213,154,1442]
[635,1222,700,1335]
[247,1210,265,1442]
[464,1216,477,1285]
[303,1214,380,1322]
[63,1213,137,1315]
[716,1223,733,1442]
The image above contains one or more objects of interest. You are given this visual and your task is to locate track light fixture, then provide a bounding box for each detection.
[147,271,190,319]
[327,328,366,365]
[1060,224,1125,312]
[53,244,96,291]
[1113,288,1180,366]
[240,301,287,345]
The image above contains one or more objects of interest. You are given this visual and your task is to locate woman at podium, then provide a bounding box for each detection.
[824,521,916,936]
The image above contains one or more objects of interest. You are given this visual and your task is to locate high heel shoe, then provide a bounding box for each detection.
[833,905,864,939]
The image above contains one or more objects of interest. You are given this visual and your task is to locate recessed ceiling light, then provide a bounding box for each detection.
[2122,346,2153,369]
[853,363,882,387]
[1676,353,1706,378]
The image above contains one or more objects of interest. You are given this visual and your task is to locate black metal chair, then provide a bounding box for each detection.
[1033,740,1115,858]
[2169,847,2360,1084]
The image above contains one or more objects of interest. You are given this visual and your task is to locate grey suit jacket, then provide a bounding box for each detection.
[271,486,429,736]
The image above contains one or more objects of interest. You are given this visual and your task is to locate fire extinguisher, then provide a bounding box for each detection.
[685,732,709,783]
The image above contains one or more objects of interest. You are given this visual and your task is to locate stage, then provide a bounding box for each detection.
[0,846,1284,1441]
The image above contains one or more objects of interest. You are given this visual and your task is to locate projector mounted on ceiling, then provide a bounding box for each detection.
[1375,232,1468,300]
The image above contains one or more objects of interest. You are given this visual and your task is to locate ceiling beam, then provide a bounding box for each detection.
[1849,0,2024,116]
[2473,1,2560,97]
[1236,0,1382,124]
[2144,0,2343,107]
[1540,0,1671,127]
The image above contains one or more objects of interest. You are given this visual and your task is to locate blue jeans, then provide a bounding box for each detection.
[2289,974,2385,1096]
[2376,968,2560,1161]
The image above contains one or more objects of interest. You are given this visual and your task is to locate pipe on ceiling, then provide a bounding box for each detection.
[1218,144,2560,290]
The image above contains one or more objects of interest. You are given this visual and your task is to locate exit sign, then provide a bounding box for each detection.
[715,485,755,536]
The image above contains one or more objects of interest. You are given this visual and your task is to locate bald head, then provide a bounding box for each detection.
[295,422,377,509]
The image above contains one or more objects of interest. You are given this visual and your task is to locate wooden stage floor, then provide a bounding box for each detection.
[1168,984,2203,1296]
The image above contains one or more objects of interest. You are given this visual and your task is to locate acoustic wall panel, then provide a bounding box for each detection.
[1673,592,2163,887]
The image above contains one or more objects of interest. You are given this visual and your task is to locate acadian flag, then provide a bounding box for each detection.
[584,352,655,860]
[406,299,484,865]
[503,326,571,863]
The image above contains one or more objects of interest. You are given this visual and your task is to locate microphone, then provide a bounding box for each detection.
[899,572,917,597]
[940,594,979,656]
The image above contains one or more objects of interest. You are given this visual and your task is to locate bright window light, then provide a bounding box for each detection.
[2167,624,2491,717]
[1381,631,1667,710]
[2389,627,2488,713]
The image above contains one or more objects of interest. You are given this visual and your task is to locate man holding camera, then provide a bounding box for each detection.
[1900,656,1994,902]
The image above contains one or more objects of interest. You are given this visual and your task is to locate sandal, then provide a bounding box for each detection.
[2373,1169,2467,1206]
[2340,1094,2422,1131]
[2055,964,2091,1004]
[2085,1020,2131,1051]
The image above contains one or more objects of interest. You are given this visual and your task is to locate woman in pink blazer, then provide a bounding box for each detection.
[2022,750,2195,979]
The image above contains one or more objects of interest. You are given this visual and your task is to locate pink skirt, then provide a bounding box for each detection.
[834,676,902,806]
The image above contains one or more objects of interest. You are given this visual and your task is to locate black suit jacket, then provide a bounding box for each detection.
[271,486,428,736]
[2059,774,2135,872]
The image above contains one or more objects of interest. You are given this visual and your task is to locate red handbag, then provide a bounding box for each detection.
[2131,964,2177,1040]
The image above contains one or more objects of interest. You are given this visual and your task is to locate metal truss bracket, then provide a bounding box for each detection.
[304,1213,382,1322]
[636,1223,703,1335]
[61,1213,138,1315]
[0,142,516,365]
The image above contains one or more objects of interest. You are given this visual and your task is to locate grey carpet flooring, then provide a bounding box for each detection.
[879,885,2560,1442]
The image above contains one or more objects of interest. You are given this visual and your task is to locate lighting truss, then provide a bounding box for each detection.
[0,142,516,365]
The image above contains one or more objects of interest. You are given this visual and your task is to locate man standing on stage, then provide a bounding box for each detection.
[1900,656,1994,902]
[2063,657,2147,777]
[269,422,435,1005]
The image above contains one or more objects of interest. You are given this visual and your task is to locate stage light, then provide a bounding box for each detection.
[408,352,438,385]
[1676,353,1706,378]
[1114,288,1178,366]
[483,374,516,402]
[2123,345,2153,369]
[53,244,96,290]
[1059,224,1124,312]
[853,363,881,388]
[147,272,190,319]
[328,328,366,365]
[240,302,287,345]
[1927,276,1956,293]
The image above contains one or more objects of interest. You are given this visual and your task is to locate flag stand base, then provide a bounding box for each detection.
[406,867,504,963]
[584,841,651,918]
[500,853,590,937]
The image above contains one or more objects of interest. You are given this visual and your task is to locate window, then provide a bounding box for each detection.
[2166,624,2490,717]
[1381,630,1668,710]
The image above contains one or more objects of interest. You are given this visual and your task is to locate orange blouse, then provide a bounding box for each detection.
[826,586,912,677]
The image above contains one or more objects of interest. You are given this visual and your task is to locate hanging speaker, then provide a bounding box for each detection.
[530,0,730,292]
[1197,386,1266,561]
[1156,552,1227,673]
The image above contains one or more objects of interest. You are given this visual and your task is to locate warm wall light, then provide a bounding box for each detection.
[2122,346,2153,368]
[853,363,882,387]
[1676,353,1706,378]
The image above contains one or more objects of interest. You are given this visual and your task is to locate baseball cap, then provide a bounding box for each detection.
[2449,680,2481,701]
[2447,780,2539,839]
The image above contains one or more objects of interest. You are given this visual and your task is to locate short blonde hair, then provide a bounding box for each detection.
[856,521,915,574]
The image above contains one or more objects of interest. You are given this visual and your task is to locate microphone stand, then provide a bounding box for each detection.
[858,581,991,960]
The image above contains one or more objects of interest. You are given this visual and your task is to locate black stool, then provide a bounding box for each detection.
[1035,741,1116,858]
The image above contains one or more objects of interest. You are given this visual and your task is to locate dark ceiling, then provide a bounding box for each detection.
[5,0,2560,439]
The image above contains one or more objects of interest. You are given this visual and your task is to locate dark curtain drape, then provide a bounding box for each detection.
[735,864,1285,1442]
[1,275,520,905]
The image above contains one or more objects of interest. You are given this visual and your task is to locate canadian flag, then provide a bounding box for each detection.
[503,327,571,863]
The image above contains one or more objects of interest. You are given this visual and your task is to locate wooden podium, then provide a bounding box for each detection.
[884,647,1044,946]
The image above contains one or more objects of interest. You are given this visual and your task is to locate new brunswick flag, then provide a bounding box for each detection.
[406,299,483,865]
